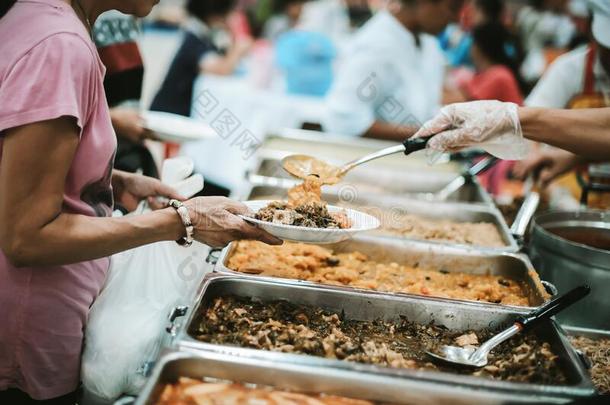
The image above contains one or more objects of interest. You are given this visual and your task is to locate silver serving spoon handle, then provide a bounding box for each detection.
[338,136,432,176]
[426,285,590,369]
[282,137,431,184]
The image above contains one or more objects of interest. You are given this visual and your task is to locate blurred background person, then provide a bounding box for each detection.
[150,0,251,117]
[146,0,188,27]
[93,11,160,181]
[525,2,610,110]
[516,0,577,83]
[517,0,610,208]
[299,0,372,45]
[440,0,506,69]
[323,0,463,141]
[445,22,525,105]
[264,0,310,41]
[442,21,526,196]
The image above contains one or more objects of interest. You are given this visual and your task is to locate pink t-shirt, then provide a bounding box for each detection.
[0,0,117,399]
[463,65,524,105]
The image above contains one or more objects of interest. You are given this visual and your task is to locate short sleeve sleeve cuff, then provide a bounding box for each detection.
[0,32,98,136]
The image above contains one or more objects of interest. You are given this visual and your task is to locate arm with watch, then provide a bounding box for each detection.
[0,117,281,268]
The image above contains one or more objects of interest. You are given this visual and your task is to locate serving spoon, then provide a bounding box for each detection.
[281,137,431,185]
[426,285,590,369]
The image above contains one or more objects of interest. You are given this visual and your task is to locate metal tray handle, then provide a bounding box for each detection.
[575,349,593,370]
[206,249,223,265]
[510,191,540,243]
[113,396,136,405]
[541,280,558,297]
[166,306,189,337]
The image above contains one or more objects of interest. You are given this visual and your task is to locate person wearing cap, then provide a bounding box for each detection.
[526,0,610,110]
[516,0,577,83]
[516,0,610,207]
[322,0,463,141]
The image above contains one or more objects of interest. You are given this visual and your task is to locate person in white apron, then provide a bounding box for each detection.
[520,0,610,208]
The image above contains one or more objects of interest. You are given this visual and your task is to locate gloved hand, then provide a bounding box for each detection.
[413,100,528,160]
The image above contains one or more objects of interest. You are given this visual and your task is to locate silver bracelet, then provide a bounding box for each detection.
[168,199,194,247]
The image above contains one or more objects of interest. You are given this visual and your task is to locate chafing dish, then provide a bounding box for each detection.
[239,185,515,252]
[165,275,593,403]
[213,235,548,308]
[245,157,494,205]
[561,325,610,395]
[259,129,462,173]
[132,348,584,405]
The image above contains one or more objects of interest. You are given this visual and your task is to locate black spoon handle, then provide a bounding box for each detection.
[403,136,433,155]
[517,285,590,331]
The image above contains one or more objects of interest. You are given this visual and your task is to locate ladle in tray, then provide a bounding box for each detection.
[426,285,590,369]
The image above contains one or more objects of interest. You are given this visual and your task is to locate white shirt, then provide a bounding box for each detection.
[525,45,610,108]
[323,10,445,137]
[299,0,352,45]
[516,7,576,52]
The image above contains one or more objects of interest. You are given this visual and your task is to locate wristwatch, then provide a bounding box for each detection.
[168,199,194,247]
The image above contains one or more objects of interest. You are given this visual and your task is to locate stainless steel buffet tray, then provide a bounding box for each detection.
[135,350,443,405]
[239,184,515,252]
[562,326,610,340]
[134,349,581,405]
[213,235,548,309]
[167,274,594,403]
[259,129,463,174]
[245,157,494,205]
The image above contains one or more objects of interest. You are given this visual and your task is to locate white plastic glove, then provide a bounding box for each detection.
[413,100,528,160]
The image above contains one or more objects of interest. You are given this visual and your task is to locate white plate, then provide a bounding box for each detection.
[142,111,218,143]
[240,200,380,244]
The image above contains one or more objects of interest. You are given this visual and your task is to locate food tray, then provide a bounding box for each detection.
[134,349,578,405]
[245,157,494,205]
[259,129,463,174]
[239,184,516,252]
[167,275,594,403]
[213,235,549,309]
[561,326,610,395]
[562,326,610,339]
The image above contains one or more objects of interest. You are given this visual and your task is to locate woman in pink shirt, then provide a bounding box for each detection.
[0,1,280,403]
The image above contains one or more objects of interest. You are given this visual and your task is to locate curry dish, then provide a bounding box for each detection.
[226,241,530,306]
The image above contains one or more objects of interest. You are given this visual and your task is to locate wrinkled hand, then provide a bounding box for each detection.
[111,108,156,144]
[113,171,184,211]
[184,197,283,248]
[512,149,582,189]
[413,100,528,160]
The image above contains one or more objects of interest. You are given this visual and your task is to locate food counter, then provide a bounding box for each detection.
[125,132,608,405]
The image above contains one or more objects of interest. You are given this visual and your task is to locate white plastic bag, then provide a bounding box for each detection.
[81,241,210,401]
[81,158,208,402]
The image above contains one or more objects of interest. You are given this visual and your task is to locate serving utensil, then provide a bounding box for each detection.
[426,285,590,369]
[510,176,540,245]
[418,156,499,201]
[281,137,431,185]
